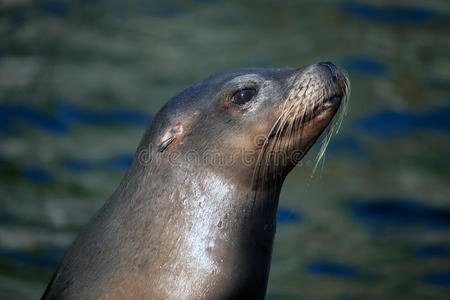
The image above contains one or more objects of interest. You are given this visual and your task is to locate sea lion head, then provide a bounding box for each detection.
[141,62,349,190]
[41,63,350,300]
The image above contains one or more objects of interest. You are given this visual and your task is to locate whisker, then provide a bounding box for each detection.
[251,109,287,210]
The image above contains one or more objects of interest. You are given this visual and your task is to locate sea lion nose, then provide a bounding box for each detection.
[318,61,338,82]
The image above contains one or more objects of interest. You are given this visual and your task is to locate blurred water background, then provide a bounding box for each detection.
[0,0,449,299]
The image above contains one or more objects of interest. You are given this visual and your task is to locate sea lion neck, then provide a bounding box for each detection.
[110,162,281,299]
[126,157,282,227]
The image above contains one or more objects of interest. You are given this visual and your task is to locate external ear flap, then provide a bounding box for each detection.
[158,124,183,152]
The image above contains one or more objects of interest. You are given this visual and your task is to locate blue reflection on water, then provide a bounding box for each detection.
[141,2,187,18]
[0,104,68,133]
[105,154,134,170]
[63,153,133,172]
[277,207,302,224]
[327,135,368,158]
[421,272,450,286]
[56,103,151,127]
[352,198,450,231]
[340,2,438,24]
[0,246,64,269]
[342,55,387,76]
[416,244,450,258]
[63,159,93,172]
[357,105,450,137]
[20,167,54,183]
[0,103,151,135]
[307,261,359,278]
[82,0,102,4]
[41,1,69,17]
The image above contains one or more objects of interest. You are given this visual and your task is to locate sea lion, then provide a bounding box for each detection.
[42,62,349,299]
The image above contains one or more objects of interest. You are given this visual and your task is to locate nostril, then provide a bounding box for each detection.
[318,61,338,83]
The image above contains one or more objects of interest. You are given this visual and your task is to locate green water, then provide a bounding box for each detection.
[0,0,449,299]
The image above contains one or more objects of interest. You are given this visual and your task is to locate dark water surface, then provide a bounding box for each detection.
[1,0,449,299]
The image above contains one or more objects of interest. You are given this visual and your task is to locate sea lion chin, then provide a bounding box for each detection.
[42,61,349,300]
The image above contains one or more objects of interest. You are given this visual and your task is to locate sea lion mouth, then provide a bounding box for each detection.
[309,94,343,119]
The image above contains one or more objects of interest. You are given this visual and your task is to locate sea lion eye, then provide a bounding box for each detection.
[230,88,257,105]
